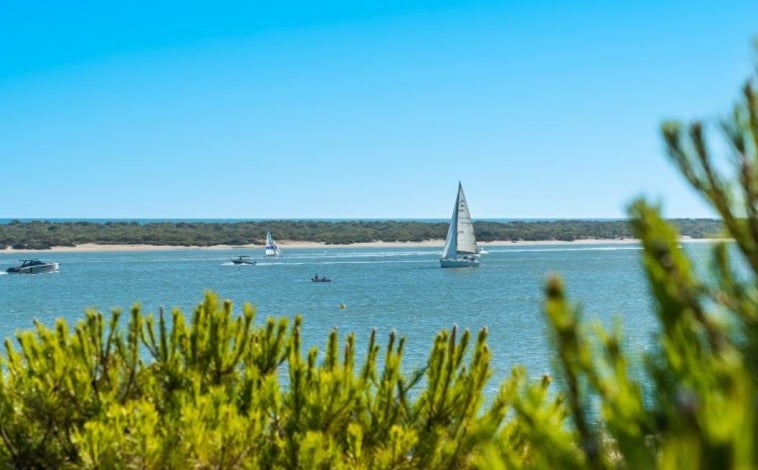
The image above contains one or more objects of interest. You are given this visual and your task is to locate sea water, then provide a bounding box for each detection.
[0,242,714,395]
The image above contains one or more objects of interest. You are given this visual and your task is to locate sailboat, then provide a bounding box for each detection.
[265,229,282,257]
[440,182,481,268]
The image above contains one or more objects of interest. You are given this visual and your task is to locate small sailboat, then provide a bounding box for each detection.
[265,229,282,257]
[440,182,481,268]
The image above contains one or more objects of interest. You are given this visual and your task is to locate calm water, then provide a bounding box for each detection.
[0,243,713,393]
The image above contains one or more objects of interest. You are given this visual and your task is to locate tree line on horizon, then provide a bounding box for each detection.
[0,218,723,250]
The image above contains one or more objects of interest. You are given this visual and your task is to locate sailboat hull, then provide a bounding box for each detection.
[440,256,481,268]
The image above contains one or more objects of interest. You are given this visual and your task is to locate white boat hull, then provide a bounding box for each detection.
[440,256,481,268]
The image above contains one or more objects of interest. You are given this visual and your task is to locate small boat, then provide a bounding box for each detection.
[265,229,282,257]
[231,255,256,265]
[311,274,332,283]
[440,182,481,268]
[6,259,60,274]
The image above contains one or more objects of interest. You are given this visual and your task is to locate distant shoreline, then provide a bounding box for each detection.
[0,219,724,251]
[0,238,726,254]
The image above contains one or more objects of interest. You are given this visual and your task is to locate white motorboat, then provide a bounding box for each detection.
[6,259,60,274]
[231,255,256,265]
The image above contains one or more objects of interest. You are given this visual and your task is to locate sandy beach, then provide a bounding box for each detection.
[0,237,725,254]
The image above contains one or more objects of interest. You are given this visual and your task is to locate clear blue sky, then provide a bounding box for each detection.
[2,1,756,219]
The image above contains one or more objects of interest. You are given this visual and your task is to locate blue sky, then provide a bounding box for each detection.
[2,1,756,219]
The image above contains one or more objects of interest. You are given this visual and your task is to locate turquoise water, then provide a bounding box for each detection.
[0,243,712,392]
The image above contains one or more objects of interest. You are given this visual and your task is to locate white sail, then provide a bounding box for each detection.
[454,184,478,254]
[440,182,480,268]
[441,193,459,259]
[265,230,281,257]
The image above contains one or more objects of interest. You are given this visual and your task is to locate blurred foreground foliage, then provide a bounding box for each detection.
[3,50,758,470]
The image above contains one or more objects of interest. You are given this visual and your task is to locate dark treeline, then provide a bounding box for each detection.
[0,218,724,250]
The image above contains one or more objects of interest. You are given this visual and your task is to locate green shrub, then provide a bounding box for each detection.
[0,296,515,469]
